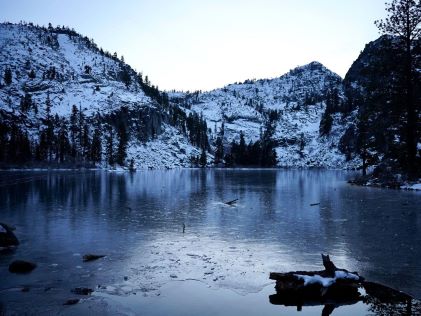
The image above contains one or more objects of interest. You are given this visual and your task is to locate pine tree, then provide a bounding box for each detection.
[77,105,86,158]
[356,111,378,176]
[45,92,51,119]
[4,68,12,85]
[90,114,102,163]
[238,131,246,165]
[375,0,421,175]
[214,122,225,164]
[319,89,336,136]
[44,93,54,161]
[116,122,128,165]
[129,158,136,171]
[199,148,207,167]
[70,105,79,159]
[319,111,333,136]
[20,93,32,112]
[82,123,91,160]
[58,118,70,163]
[299,133,305,158]
[28,69,36,79]
[106,124,114,166]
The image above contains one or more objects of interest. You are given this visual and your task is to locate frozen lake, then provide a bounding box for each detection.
[0,169,420,315]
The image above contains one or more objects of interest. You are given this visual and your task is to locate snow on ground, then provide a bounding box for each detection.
[0,23,150,118]
[0,23,205,170]
[401,183,421,191]
[127,125,209,170]
[171,62,359,169]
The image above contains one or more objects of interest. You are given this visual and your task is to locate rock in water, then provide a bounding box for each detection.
[63,299,80,305]
[9,260,37,274]
[71,287,93,295]
[82,254,105,262]
[0,222,19,247]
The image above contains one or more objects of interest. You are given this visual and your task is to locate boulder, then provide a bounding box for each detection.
[71,287,93,295]
[9,260,37,274]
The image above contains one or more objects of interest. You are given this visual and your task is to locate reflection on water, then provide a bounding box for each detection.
[0,169,420,315]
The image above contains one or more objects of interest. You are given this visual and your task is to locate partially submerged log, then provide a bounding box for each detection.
[0,222,19,248]
[270,254,364,311]
[363,281,412,303]
[224,199,238,206]
[269,254,416,314]
[83,254,105,262]
[270,254,363,292]
[63,299,80,306]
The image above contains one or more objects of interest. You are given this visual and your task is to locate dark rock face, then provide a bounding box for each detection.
[8,260,37,274]
[0,223,19,248]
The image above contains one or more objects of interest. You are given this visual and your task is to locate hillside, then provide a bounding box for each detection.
[0,22,204,169]
[171,62,358,168]
[0,22,376,170]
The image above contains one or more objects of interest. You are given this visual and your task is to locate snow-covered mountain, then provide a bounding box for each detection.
[171,62,358,168]
[0,22,361,169]
[0,22,203,169]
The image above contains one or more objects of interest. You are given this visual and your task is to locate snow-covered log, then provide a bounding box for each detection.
[269,254,415,314]
[269,254,364,311]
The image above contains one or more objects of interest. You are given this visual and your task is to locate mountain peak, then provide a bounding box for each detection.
[284,61,342,81]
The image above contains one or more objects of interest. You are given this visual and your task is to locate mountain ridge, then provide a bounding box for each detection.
[2,21,393,170]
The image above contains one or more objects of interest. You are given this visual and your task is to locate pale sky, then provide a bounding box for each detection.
[1,0,387,91]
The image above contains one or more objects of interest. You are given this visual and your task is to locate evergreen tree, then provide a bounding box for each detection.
[199,148,207,167]
[214,122,225,164]
[44,93,54,161]
[90,114,102,163]
[82,123,91,160]
[45,92,51,119]
[28,69,36,79]
[298,133,305,158]
[57,118,70,163]
[116,122,128,165]
[260,118,278,167]
[70,104,79,159]
[4,68,12,85]
[129,158,136,171]
[375,0,421,175]
[106,124,114,166]
[238,131,246,165]
[120,66,131,88]
[319,89,337,136]
[356,111,377,176]
[20,93,32,112]
[319,111,333,136]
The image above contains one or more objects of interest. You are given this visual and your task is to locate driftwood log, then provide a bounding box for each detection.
[83,254,106,262]
[224,199,238,206]
[270,254,363,305]
[269,254,415,315]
